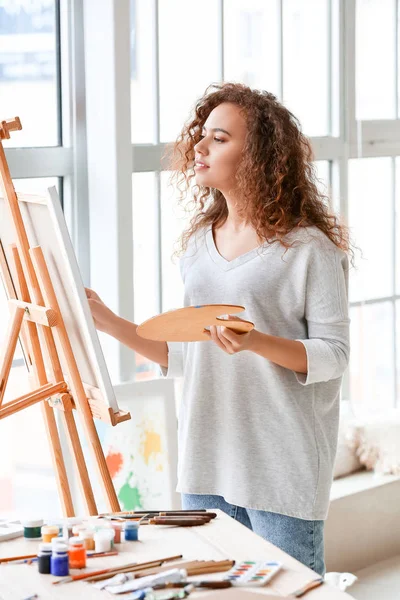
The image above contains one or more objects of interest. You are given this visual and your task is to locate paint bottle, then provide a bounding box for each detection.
[94,529,113,553]
[37,542,52,574]
[63,517,83,539]
[72,524,87,537]
[50,542,69,576]
[111,521,123,544]
[41,525,59,543]
[22,519,44,541]
[81,529,95,551]
[124,522,139,541]
[68,537,87,569]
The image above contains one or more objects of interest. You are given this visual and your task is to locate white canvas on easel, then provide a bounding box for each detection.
[0,186,120,418]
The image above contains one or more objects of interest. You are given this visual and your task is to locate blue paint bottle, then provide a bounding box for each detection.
[50,541,69,576]
[124,522,139,541]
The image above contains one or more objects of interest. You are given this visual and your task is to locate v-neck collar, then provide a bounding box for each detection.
[205,226,272,272]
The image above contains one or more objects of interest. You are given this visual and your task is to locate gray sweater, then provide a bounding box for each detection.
[161,225,350,520]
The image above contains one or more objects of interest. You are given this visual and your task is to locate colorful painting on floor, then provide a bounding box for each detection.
[103,404,171,510]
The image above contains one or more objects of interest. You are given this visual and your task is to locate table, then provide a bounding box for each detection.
[0,510,352,599]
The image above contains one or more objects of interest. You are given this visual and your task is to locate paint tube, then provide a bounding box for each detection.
[105,568,187,594]
[94,572,134,590]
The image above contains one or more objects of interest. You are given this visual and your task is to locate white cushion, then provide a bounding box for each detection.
[346,410,400,475]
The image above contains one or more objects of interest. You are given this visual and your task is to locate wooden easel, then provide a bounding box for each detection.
[0,117,129,517]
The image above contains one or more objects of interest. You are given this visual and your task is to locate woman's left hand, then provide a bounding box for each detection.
[204,315,256,354]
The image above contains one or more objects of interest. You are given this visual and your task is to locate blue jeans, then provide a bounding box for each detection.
[181,493,325,577]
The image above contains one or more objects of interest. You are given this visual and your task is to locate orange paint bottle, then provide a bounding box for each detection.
[68,537,86,569]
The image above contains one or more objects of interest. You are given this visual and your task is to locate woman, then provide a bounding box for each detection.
[87,83,352,576]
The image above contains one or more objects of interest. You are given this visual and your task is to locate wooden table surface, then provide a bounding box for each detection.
[0,510,352,599]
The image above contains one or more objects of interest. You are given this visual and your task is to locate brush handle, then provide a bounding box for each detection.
[149,518,209,526]
[151,516,212,522]
[153,580,232,590]
[0,554,36,563]
[292,577,324,597]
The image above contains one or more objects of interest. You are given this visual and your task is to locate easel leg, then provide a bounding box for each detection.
[60,397,98,515]
[41,402,75,516]
[0,306,25,406]
[31,246,120,512]
[10,246,75,516]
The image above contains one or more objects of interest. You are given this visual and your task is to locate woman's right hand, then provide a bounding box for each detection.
[85,287,117,334]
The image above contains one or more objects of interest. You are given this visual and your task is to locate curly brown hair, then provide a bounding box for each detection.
[169,82,353,262]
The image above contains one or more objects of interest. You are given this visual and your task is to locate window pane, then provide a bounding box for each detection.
[130,0,157,143]
[0,1,59,147]
[224,0,280,97]
[348,158,393,302]
[313,159,343,226]
[132,172,159,380]
[396,158,400,295]
[314,160,330,198]
[160,172,188,313]
[356,0,396,120]
[159,0,220,142]
[0,365,60,518]
[13,177,59,195]
[396,301,400,407]
[282,0,330,136]
[350,303,395,414]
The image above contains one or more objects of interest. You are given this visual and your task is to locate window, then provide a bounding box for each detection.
[160,171,189,314]
[130,0,157,143]
[224,0,280,96]
[348,158,393,303]
[282,0,331,136]
[314,160,332,203]
[5,1,400,450]
[158,0,221,142]
[127,1,400,413]
[132,172,159,379]
[356,0,397,121]
[0,0,60,147]
[348,157,398,412]
[129,1,341,379]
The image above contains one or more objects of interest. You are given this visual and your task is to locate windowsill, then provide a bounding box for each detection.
[330,469,400,501]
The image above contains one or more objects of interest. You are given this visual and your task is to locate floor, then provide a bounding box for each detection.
[348,555,400,599]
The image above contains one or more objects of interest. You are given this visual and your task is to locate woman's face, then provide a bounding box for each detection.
[193,102,247,192]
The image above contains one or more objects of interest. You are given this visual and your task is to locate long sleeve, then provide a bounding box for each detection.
[294,244,350,386]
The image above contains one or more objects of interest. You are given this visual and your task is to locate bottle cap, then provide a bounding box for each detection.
[41,525,59,534]
[52,542,68,554]
[69,536,84,546]
[81,529,94,539]
[22,519,44,527]
[38,542,53,553]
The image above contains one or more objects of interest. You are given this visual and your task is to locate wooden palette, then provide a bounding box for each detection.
[137,305,254,342]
